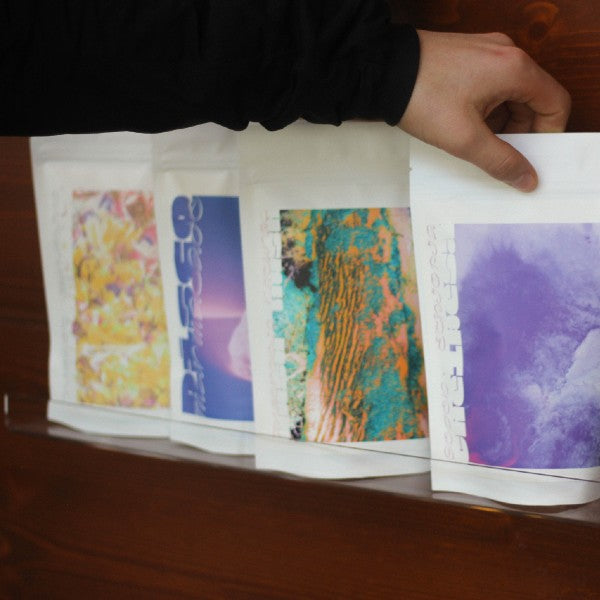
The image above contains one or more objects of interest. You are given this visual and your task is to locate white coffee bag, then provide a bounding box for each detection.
[411,133,600,505]
[240,121,429,477]
[153,125,254,454]
[31,133,170,436]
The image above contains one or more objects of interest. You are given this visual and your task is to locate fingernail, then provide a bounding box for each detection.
[509,172,537,192]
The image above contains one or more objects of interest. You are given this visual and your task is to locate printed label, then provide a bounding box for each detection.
[72,190,169,408]
[172,195,253,421]
[269,207,427,443]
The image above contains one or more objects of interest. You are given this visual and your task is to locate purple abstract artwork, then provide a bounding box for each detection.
[455,223,600,469]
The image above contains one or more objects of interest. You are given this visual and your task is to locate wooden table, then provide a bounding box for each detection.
[2,397,600,599]
[3,2,600,597]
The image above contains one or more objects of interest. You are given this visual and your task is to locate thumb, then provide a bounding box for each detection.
[459,122,538,192]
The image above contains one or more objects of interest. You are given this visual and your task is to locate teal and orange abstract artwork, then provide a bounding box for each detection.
[273,207,427,443]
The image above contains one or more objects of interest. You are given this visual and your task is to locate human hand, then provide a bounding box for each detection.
[399,30,571,192]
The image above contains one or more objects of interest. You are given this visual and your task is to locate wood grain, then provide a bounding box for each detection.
[0,137,48,399]
[391,0,600,132]
[2,420,600,599]
[3,3,600,596]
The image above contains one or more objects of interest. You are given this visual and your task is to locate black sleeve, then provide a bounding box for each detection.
[0,0,420,135]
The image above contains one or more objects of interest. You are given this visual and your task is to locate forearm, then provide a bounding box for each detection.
[0,0,419,135]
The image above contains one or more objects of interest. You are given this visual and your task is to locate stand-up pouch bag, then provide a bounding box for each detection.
[31,133,170,435]
[153,125,254,454]
[240,121,429,477]
[411,134,600,505]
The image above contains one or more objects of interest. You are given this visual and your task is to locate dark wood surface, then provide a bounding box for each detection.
[392,0,600,132]
[3,2,600,597]
[2,411,600,600]
[0,137,48,400]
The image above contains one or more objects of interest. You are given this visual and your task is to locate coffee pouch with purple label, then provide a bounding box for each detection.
[411,133,600,506]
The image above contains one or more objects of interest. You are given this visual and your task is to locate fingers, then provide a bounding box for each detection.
[531,80,571,133]
[501,47,571,132]
[485,102,535,134]
[479,31,515,46]
[502,101,535,133]
[458,119,538,192]
[485,104,511,133]
[398,30,572,192]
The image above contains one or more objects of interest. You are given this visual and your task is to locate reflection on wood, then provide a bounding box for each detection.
[2,417,600,598]
[4,2,600,594]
